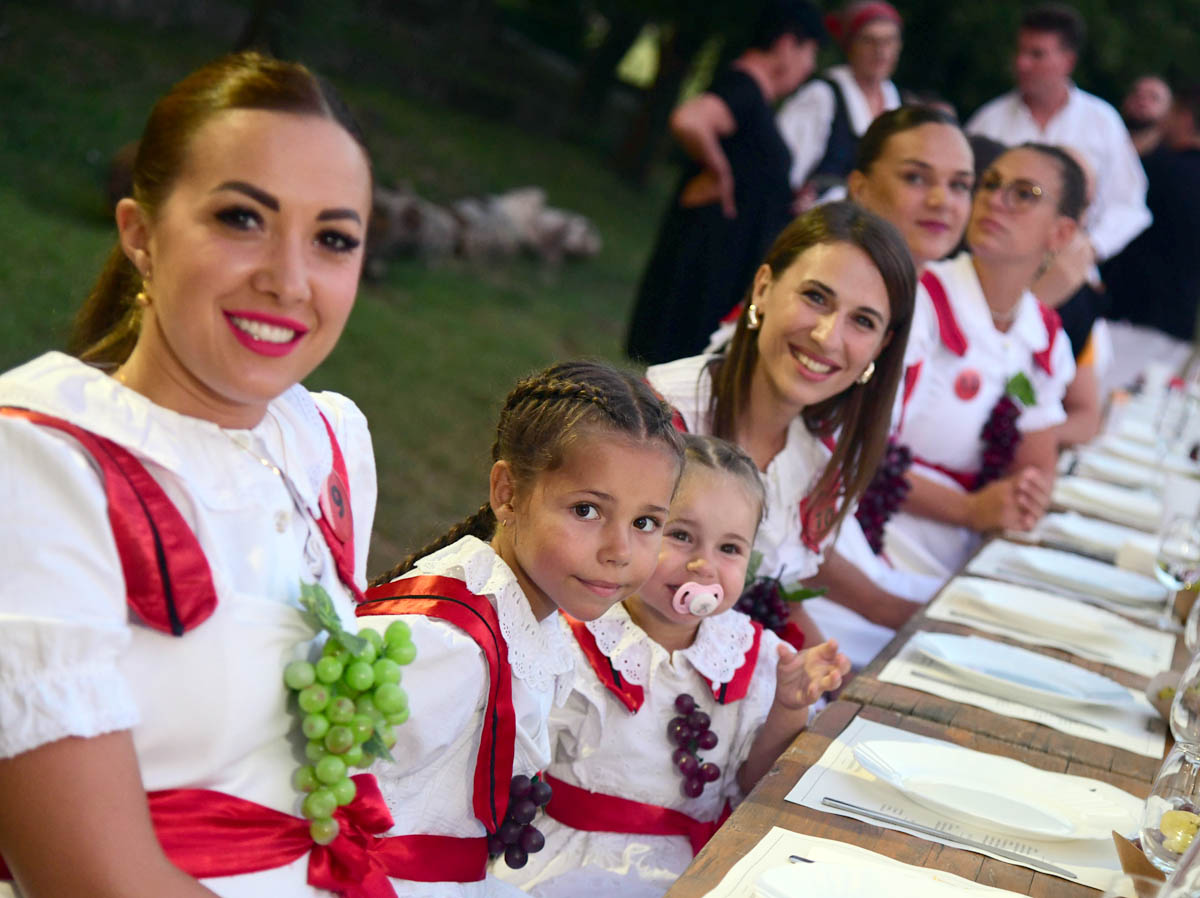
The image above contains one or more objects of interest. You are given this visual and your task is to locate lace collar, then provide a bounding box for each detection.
[585,603,757,688]
[412,535,574,698]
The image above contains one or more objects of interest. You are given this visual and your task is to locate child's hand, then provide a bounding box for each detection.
[774,639,851,711]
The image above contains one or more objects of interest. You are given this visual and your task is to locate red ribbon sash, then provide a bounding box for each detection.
[358,574,516,882]
[0,776,396,897]
[314,411,363,601]
[542,774,729,856]
[0,407,219,636]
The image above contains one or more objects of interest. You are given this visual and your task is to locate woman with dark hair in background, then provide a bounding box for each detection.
[624,0,826,367]
[0,52,379,897]
[647,201,921,652]
[885,144,1085,578]
[799,104,976,664]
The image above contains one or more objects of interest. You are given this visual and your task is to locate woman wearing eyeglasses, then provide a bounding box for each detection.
[882,143,1086,578]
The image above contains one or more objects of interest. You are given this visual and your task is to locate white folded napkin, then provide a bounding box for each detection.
[1003,544,1167,605]
[1052,476,1162,532]
[1115,534,1160,578]
[1036,512,1150,559]
[1077,450,1161,489]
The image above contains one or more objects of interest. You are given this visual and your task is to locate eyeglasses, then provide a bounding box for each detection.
[977,171,1054,212]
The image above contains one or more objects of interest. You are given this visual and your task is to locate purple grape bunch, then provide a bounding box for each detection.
[854,440,913,554]
[667,693,721,799]
[976,395,1022,491]
[488,773,553,869]
[733,577,790,634]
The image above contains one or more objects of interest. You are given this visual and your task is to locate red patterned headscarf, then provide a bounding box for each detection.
[824,1,902,50]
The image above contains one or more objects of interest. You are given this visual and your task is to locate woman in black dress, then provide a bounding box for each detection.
[625,1,826,366]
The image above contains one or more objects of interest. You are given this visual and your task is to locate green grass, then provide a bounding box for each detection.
[0,3,675,573]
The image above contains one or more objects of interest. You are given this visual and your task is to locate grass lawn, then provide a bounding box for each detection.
[0,3,675,573]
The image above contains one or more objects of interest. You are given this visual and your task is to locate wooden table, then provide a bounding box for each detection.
[840,599,1188,784]
[666,580,1184,896]
[666,699,1153,897]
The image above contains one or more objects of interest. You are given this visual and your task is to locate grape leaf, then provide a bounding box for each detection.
[363,730,394,763]
[779,584,827,603]
[1005,372,1036,407]
[298,581,367,655]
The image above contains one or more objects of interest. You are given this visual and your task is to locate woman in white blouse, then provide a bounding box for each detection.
[886,144,1086,576]
[0,53,378,897]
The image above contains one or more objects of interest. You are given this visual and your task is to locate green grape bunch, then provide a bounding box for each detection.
[283,583,418,845]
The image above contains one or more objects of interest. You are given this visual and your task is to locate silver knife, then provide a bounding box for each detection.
[907,668,1106,730]
[820,797,1078,879]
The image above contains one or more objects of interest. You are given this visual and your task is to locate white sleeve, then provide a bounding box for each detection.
[0,417,138,759]
[776,81,837,190]
[1082,110,1152,260]
[313,391,377,589]
[964,100,1003,141]
[1019,335,1076,433]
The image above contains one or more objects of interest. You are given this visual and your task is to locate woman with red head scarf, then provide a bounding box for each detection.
[777,1,905,205]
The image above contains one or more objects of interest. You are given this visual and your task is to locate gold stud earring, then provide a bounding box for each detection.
[746,304,762,330]
[857,361,875,385]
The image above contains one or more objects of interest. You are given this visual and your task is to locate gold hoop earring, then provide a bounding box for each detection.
[746,304,761,330]
[135,290,150,308]
[857,361,875,385]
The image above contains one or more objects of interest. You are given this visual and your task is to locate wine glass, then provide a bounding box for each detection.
[1155,389,1195,476]
[1156,516,1200,630]
[1171,653,1200,756]
[1140,747,1200,874]
[1185,595,1200,656]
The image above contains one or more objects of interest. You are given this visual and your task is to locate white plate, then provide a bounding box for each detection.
[1051,476,1161,532]
[945,577,1122,647]
[755,859,992,897]
[1001,545,1167,606]
[852,739,1139,841]
[909,631,1132,707]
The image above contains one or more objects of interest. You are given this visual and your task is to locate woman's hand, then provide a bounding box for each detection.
[774,639,851,710]
[966,466,1050,532]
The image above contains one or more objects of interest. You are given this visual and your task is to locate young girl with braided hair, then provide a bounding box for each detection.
[498,434,848,897]
[354,360,684,897]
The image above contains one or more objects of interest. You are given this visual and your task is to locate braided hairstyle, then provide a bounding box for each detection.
[371,360,685,586]
[678,433,766,530]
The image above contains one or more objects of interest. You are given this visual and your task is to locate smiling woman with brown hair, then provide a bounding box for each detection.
[646,200,920,651]
[0,52,379,897]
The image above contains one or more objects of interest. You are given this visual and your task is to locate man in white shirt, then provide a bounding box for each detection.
[966,4,1150,265]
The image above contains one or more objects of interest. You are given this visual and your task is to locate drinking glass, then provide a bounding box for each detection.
[1171,653,1200,756]
[1140,747,1200,874]
[1157,517,1200,630]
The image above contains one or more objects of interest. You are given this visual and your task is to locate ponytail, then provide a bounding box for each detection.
[370,504,496,586]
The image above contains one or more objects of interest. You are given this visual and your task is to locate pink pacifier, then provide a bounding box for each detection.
[672,581,724,617]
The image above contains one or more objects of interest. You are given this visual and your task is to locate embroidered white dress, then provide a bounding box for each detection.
[356,535,575,898]
[0,351,376,898]
[645,356,833,586]
[886,253,1076,576]
[496,605,781,898]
